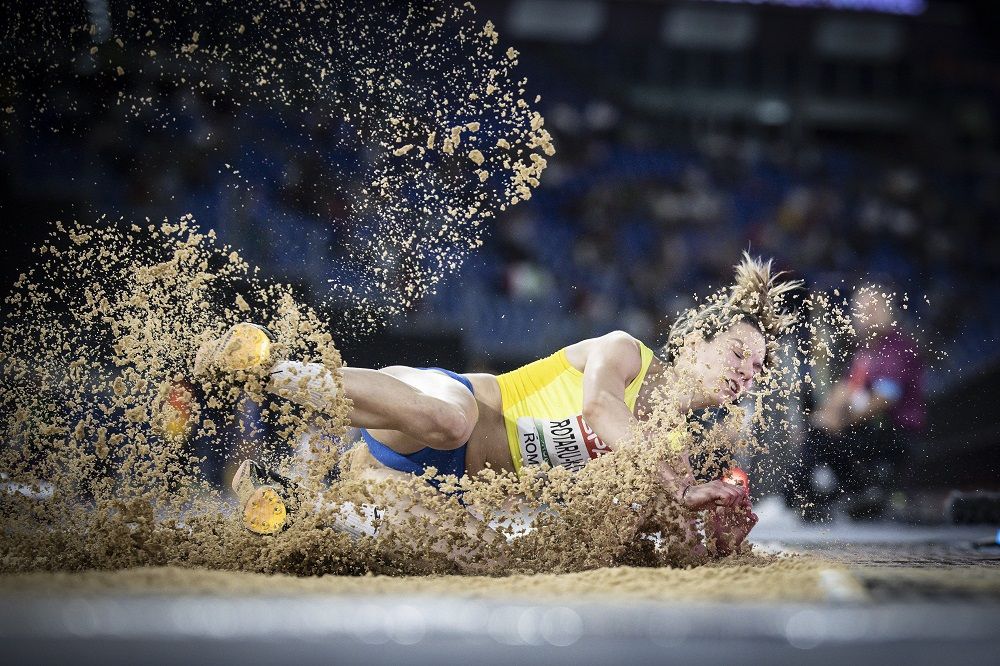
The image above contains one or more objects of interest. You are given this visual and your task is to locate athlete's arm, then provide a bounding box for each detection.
[579,331,644,449]
[656,454,747,510]
[706,495,759,556]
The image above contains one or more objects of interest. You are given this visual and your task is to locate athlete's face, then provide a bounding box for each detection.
[689,320,767,405]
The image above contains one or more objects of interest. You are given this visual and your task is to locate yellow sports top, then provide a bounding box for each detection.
[496,341,654,473]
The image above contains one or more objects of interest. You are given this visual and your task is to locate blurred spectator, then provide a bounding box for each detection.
[788,285,926,520]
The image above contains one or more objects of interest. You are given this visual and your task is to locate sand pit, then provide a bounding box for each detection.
[0,555,840,603]
[4,531,999,665]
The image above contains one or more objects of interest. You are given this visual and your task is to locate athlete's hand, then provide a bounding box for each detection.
[681,480,746,511]
[706,494,758,556]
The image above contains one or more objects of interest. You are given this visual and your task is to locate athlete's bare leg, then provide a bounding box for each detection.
[194,324,478,452]
[339,366,478,452]
[268,362,479,450]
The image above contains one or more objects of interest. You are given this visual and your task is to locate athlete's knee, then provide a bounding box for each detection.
[421,399,476,450]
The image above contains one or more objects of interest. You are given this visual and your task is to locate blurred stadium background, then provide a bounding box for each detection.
[2,0,999,520]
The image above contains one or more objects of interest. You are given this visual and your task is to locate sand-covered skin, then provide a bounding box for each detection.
[0,555,835,603]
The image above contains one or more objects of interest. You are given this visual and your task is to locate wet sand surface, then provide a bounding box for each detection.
[0,557,836,603]
[4,519,997,602]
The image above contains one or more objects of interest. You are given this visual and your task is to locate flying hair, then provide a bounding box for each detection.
[661,252,803,368]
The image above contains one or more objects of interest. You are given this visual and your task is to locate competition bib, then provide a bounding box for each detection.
[515,415,611,472]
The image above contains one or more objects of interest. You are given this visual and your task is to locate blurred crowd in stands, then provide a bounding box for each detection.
[5,42,999,392]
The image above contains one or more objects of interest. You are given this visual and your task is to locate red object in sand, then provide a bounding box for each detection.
[722,466,750,493]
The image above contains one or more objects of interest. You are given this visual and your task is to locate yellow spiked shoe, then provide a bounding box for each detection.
[195,323,274,377]
[232,459,299,535]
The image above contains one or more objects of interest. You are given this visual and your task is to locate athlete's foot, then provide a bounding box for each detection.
[232,459,299,535]
[194,323,274,377]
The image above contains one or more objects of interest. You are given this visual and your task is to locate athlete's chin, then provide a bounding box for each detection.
[711,386,739,406]
[703,392,728,408]
[696,379,737,407]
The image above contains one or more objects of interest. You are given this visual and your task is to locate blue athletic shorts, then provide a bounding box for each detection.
[360,367,472,485]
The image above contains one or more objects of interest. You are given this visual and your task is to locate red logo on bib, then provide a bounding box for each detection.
[578,415,611,459]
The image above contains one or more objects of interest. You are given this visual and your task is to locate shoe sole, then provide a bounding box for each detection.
[242,486,288,535]
[195,323,273,377]
[233,459,289,535]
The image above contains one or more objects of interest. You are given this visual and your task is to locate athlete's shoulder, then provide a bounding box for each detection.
[565,329,638,352]
[596,330,654,358]
[600,329,640,345]
[563,330,645,371]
